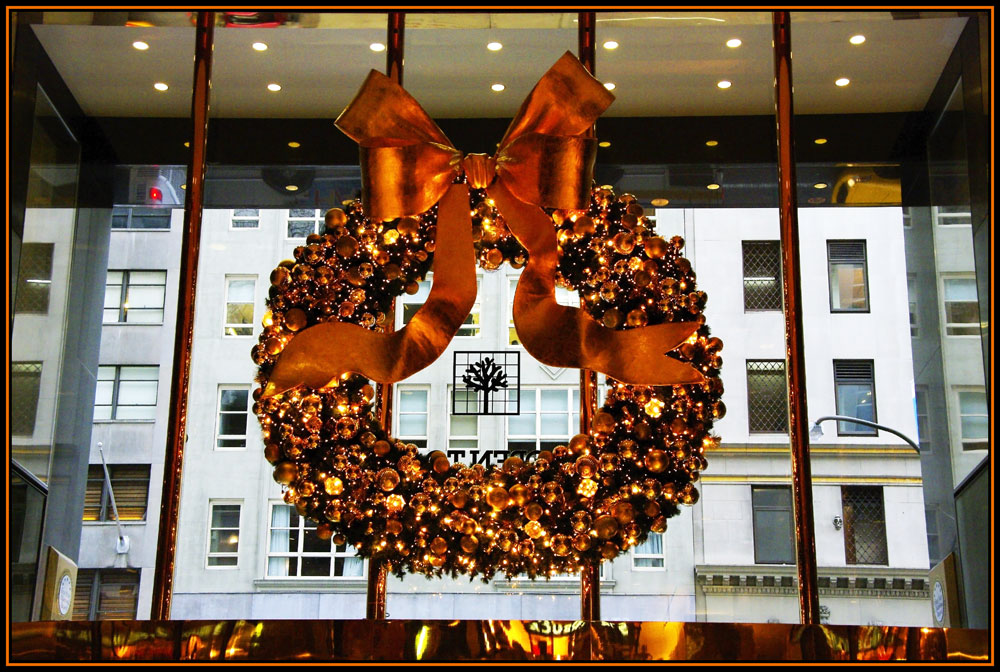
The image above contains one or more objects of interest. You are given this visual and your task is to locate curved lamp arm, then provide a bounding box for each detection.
[810,416,920,453]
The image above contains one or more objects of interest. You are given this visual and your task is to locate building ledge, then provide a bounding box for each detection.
[695,564,930,599]
[252,578,367,593]
[492,579,616,594]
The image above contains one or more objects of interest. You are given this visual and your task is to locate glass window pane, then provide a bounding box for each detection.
[220,389,249,411]
[398,415,427,436]
[540,413,566,435]
[399,390,427,412]
[212,505,241,528]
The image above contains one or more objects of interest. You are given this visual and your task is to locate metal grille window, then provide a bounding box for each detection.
[632,532,666,569]
[94,365,159,421]
[400,273,481,337]
[842,486,888,565]
[827,240,869,312]
[742,241,782,311]
[508,275,578,345]
[11,362,43,436]
[507,387,579,458]
[231,208,259,229]
[72,569,140,620]
[266,504,364,578]
[396,386,429,450]
[942,277,980,335]
[287,208,322,238]
[83,464,150,521]
[111,206,172,230]
[217,386,251,449]
[752,486,795,564]
[957,389,988,451]
[746,360,788,433]
[833,360,876,435]
[907,274,918,337]
[103,270,167,323]
[224,276,256,336]
[14,242,54,314]
[207,502,241,567]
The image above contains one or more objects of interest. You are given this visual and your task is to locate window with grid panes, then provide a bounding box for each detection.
[957,389,988,451]
[841,486,888,565]
[746,360,788,433]
[94,365,158,420]
[833,360,876,435]
[14,242,54,314]
[11,362,42,436]
[508,275,579,345]
[742,241,782,311]
[231,208,259,229]
[400,273,481,337]
[915,386,930,450]
[224,276,255,336]
[933,205,972,226]
[72,569,140,620]
[632,532,666,569]
[287,208,323,238]
[827,240,869,312]
[449,388,478,462]
[266,503,364,578]
[942,277,980,335]
[82,464,150,521]
[111,206,172,230]
[217,386,251,449]
[506,387,579,459]
[207,502,241,567]
[103,270,166,323]
[752,486,795,564]
[396,387,428,450]
[906,274,918,337]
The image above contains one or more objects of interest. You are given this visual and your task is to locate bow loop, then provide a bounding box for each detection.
[462,154,497,190]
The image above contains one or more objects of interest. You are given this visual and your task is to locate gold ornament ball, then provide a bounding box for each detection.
[510,484,531,506]
[524,520,544,539]
[385,494,405,513]
[430,536,448,555]
[651,516,668,533]
[575,455,599,478]
[602,308,623,329]
[577,478,599,498]
[377,468,401,492]
[386,519,403,535]
[325,208,348,228]
[498,530,517,552]
[373,439,391,456]
[332,533,347,546]
[397,216,420,236]
[486,487,510,510]
[626,308,648,328]
[428,554,446,568]
[517,539,535,557]
[568,433,590,455]
[573,533,593,552]
[552,534,571,556]
[612,501,634,524]
[644,449,667,473]
[460,535,479,554]
[600,541,619,560]
[572,511,592,533]
[594,514,619,539]
[269,266,291,287]
[316,524,333,541]
[324,476,344,496]
[644,501,661,518]
[263,443,281,464]
[272,462,297,485]
[432,455,451,474]
[541,482,563,504]
[459,517,477,535]
[449,490,469,509]
[335,235,358,258]
[502,455,524,474]
[525,502,544,521]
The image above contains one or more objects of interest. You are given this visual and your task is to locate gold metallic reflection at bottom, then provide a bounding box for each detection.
[11,621,988,661]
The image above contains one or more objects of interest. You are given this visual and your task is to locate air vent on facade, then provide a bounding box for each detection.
[833,360,874,384]
[827,241,867,262]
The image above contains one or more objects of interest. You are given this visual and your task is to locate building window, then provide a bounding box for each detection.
[217,386,251,449]
[14,242,54,314]
[746,360,788,433]
[933,205,972,226]
[507,387,579,458]
[83,464,150,521]
[907,274,918,337]
[632,532,666,569]
[742,241,782,311]
[287,208,322,238]
[396,387,429,450]
[448,388,479,461]
[207,502,241,567]
[752,486,795,565]
[103,270,167,324]
[266,503,364,578]
[111,206,172,230]
[833,360,876,435]
[94,365,159,420]
[827,240,869,312]
[508,276,578,345]
[72,569,140,620]
[231,208,259,229]
[11,362,42,436]
[224,276,256,336]
[400,273,481,337]
[942,277,980,336]
[957,389,988,451]
[915,386,930,450]
[841,486,888,565]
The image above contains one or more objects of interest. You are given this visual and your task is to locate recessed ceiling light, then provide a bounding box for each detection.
[598,141,611,148]
[705,140,719,147]
[487,41,502,51]
[849,34,866,45]
[183,141,190,147]
[491,83,505,92]
[267,83,282,92]
[717,80,732,89]
[132,41,149,51]
[813,182,828,189]
[252,42,268,52]
[603,40,619,50]
[651,198,670,206]
[603,82,616,91]
[814,138,828,145]
[285,184,299,192]
[288,141,301,148]
[181,183,186,190]
[835,78,850,87]
[726,38,742,48]
[370,42,386,52]
[153,82,168,91]
[707,183,721,190]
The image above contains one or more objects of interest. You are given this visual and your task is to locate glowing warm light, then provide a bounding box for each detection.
[707,183,721,190]
[849,34,866,45]
[252,42,268,51]
[835,78,850,87]
[717,80,732,89]
[650,198,669,207]
[267,83,282,92]
[491,83,506,92]
[132,41,149,51]
[285,184,299,192]
[602,40,619,50]
[705,140,718,147]
[813,183,828,189]
[153,82,168,91]
[370,42,386,52]
[287,141,301,148]
[603,82,616,91]
[726,38,742,48]
[814,138,828,145]
[487,41,502,51]
[598,141,611,148]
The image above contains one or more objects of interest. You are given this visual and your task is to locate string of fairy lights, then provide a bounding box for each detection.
[253,178,724,580]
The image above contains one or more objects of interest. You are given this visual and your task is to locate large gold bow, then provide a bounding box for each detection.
[263,53,703,398]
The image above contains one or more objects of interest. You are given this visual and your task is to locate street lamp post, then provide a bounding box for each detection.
[809,416,920,453]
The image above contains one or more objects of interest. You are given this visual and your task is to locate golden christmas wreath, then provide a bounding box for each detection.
[252,53,725,580]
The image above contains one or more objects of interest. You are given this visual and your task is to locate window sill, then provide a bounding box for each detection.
[253,578,367,592]
[82,520,147,526]
[493,578,615,593]
[102,322,165,327]
[92,419,157,424]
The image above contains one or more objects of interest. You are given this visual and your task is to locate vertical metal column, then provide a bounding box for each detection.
[772,11,820,626]
[366,10,406,622]
[151,10,215,621]
[577,10,602,624]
